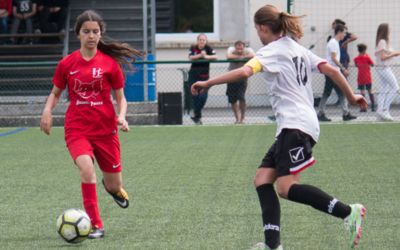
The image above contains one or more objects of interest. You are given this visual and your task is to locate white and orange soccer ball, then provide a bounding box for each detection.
[56,208,91,243]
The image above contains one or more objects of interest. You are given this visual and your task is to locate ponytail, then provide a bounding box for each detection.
[279,11,305,39]
[254,5,305,40]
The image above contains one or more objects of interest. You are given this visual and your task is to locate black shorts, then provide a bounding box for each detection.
[259,129,316,177]
[226,81,247,104]
[357,84,372,91]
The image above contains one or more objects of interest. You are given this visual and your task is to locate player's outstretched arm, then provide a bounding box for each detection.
[40,86,62,135]
[319,63,368,109]
[191,66,253,95]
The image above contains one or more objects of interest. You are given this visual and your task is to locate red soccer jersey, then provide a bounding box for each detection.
[53,50,125,138]
[354,54,374,85]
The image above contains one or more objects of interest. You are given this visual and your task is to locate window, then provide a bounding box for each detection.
[156,0,219,42]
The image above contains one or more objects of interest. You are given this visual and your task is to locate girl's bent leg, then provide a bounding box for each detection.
[276,174,351,219]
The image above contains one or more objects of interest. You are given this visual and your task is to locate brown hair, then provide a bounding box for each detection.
[234,40,245,47]
[74,10,143,66]
[254,5,305,40]
[376,23,389,46]
[357,43,367,53]
[333,19,346,26]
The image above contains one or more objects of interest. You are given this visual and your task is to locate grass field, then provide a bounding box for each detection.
[0,123,399,250]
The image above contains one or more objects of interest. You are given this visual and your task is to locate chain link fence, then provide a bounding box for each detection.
[155,61,399,125]
[1,60,400,126]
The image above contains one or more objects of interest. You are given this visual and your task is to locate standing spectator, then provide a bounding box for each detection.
[226,40,255,124]
[40,10,142,238]
[37,0,68,33]
[329,19,358,106]
[188,33,217,125]
[334,19,358,71]
[0,0,12,39]
[10,0,37,44]
[375,23,400,121]
[318,24,357,122]
[354,43,375,112]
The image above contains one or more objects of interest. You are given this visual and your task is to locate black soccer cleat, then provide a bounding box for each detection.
[102,179,129,208]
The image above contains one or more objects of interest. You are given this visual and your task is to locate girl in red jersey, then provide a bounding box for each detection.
[40,10,142,239]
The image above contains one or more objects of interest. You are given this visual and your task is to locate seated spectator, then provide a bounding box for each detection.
[10,0,37,44]
[0,0,12,34]
[38,0,68,33]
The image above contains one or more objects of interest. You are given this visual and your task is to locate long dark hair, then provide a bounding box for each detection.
[74,10,143,65]
[254,5,305,40]
[376,23,389,47]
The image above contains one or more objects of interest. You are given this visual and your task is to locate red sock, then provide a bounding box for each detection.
[81,183,103,229]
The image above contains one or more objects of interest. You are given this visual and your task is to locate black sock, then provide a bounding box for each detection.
[256,184,281,249]
[369,93,375,107]
[287,184,351,219]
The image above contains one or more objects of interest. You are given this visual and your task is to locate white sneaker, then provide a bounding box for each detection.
[247,242,283,250]
[384,111,394,121]
[376,111,393,121]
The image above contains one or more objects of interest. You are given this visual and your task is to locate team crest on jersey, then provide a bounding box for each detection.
[92,67,103,78]
[74,78,103,99]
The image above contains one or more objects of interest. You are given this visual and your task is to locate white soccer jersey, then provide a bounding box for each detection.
[253,36,326,142]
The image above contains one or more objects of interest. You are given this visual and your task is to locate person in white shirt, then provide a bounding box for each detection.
[317,24,357,122]
[226,40,255,124]
[374,23,400,121]
[191,5,367,250]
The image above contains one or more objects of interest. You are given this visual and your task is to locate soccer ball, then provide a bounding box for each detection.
[56,208,92,243]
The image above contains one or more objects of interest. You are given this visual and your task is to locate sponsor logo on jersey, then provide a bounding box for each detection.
[69,70,79,75]
[92,68,103,79]
[74,79,103,100]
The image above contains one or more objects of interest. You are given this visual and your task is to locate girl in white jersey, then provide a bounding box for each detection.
[191,5,367,250]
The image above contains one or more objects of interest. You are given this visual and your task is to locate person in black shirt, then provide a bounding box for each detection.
[10,0,37,43]
[37,0,68,33]
[188,33,217,124]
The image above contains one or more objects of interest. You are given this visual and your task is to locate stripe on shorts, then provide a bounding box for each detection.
[290,157,315,174]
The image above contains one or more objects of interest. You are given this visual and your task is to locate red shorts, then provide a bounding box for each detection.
[66,133,122,173]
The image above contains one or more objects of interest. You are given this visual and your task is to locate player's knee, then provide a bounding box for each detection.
[253,169,275,187]
[80,169,96,183]
[78,164,96,183]
[253,172,266,187]
[276,184,290,199]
